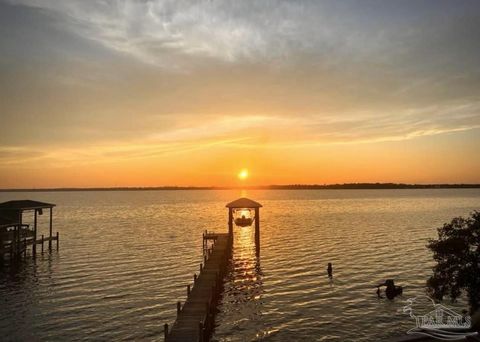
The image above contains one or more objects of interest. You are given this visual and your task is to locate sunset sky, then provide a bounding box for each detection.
[1,0,480,188]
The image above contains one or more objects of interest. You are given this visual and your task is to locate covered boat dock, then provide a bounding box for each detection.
[0,200,58,262]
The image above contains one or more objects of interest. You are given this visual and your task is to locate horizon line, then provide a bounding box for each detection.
[1,183,480,192]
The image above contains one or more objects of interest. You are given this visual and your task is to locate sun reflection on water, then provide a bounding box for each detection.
[213,225,264,341]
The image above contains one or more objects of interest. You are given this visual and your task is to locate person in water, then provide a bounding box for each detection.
[376,279,402,300]
[327,263,333,278]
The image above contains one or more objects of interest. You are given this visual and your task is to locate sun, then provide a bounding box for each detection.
[238,168,249,180]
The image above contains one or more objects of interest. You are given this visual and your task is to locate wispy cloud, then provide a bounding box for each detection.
[9,0,480,69]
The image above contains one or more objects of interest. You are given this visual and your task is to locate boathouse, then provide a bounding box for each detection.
[0,200,58,261]
[226,197,262,256]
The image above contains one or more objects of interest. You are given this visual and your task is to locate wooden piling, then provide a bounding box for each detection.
[255,207,260,257]
[49,207,53,250]
[33,209,37,256]
[199,321,204,342]
[164,323,169,341]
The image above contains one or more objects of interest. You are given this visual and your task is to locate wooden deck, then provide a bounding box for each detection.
[165,232,232,342]
[0,233,59,259]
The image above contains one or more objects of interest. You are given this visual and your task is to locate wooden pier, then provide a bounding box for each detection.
[164,197,262,342]
[164,232,232,342]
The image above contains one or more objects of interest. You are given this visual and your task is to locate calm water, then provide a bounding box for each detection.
[0,189,479,341]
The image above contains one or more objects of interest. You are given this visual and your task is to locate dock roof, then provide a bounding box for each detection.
[225,197,262,208]
[0,215,18,228]
[0,200,55,211]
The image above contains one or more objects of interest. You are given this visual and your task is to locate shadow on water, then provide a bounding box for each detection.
[213,226,264,341]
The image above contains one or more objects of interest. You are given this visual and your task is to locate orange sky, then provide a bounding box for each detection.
[1,1,480,188]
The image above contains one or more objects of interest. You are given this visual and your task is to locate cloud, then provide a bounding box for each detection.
[7,0,479,69]
[2,99,479,168]
[1,0,480,172]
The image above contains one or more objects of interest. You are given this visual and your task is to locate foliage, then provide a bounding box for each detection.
[427,211,480,314]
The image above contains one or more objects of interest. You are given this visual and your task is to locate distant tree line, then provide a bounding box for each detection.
[1,183,479,192]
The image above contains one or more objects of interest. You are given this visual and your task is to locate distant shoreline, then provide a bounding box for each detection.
[1,183,480,192]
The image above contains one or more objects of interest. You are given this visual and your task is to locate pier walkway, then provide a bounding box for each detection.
[165,232,232,342]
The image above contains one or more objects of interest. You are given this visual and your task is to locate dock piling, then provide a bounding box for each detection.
[164,323,169,341]
[199,321,204,342]
[49,207,53,250]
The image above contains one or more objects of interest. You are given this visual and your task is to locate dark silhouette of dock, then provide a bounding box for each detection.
[165,232,232,341]
[1,200,59,264]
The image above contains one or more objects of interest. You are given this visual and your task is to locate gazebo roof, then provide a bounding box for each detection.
[226,197,262,209]
[0,200,56,211]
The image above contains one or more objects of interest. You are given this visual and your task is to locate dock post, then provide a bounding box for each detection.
[0,230,3,261]
[164,323,169,341]
[198,321,204,342]
[56,231,59,249]
[177,301,181,315]
[0,230,3,264]
[33,209,37,257]
[10,236,13,258]
[49,207,53,250]
[41,235,44,252]
[255,207,260,257]
[15,225,20,257]
[23,237,27,258]
[228,208,233,238]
